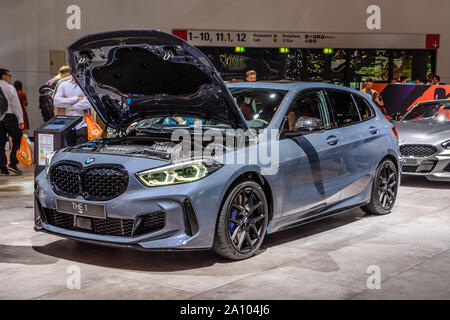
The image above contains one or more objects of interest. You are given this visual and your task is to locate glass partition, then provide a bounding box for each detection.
[349,50,390,82]
[197,47,436,86]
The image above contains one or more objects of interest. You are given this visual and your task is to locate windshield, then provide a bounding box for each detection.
[136,88,288,131]
[403,101,450,121]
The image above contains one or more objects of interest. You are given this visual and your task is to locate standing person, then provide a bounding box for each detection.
[13,81,29,132]
[53,77,93,145]
[432,75,441,85]
[46,66,71,88]
[0,69,24,175]
[400,76,408,84]
[426,73,434,85]
[360,78,387,115]
[0,87,6,121]
[245,70,257,82]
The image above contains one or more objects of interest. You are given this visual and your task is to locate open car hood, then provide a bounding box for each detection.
[67,30,248,131]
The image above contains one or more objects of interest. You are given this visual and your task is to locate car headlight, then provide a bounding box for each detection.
[136,160,223,187]
[44,152,56,175]
[442,140,450,149]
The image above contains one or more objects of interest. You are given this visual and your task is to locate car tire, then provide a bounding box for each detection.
[362,159,399,215]
[212,180,269,260]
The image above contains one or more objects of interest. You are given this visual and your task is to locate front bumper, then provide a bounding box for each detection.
[35,162,234,250]
[401,152,450,182]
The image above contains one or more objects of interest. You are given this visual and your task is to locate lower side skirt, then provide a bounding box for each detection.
[269,201,368,234]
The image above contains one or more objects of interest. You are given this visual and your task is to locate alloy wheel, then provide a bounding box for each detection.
[377,162,398,211]
[228,187,267,254]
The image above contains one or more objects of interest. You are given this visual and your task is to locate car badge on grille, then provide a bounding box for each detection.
[85,158,95,165]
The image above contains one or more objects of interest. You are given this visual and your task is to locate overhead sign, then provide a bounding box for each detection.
[173,29,439,49]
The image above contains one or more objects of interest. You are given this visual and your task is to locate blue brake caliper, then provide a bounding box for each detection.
[229,208,238,234]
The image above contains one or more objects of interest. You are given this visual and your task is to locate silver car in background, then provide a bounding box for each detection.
[394,99,450,181]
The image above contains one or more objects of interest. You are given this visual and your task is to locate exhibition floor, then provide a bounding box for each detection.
[0,166,449,300]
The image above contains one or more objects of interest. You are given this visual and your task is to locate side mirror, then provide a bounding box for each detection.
[390,113,402,121]
[294,117,325,131]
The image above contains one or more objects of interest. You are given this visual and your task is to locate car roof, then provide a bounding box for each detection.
[226,81,364,96]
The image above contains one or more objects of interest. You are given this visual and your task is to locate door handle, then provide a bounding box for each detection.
[327,135,339,146]
[369,126,379,135]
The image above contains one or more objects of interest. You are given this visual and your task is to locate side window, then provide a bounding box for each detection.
[354,95,374,121]
[285,91,330,131]
[327,91,360,126]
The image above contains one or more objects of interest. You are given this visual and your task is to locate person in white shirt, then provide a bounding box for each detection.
[53,77,93,146]
[0,68,24,175]
[46,65,71,88]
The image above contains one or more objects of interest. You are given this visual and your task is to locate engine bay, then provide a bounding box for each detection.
[64,132,238,162]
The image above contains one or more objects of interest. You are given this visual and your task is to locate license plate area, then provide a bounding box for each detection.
[75,216,92,230]
[56,199,106,219]
[403,158,421,166]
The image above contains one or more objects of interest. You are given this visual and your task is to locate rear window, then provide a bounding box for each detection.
[353,95,374,121]
[327,91,360,126]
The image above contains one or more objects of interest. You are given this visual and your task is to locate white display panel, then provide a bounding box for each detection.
[38,134,54,166]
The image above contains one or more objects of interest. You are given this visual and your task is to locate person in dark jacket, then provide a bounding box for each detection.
[38,66,71,123]
[0,68,24,175]
[0,87,7,122]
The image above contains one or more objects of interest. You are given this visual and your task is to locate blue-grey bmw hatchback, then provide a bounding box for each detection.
[34,30,401,260]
